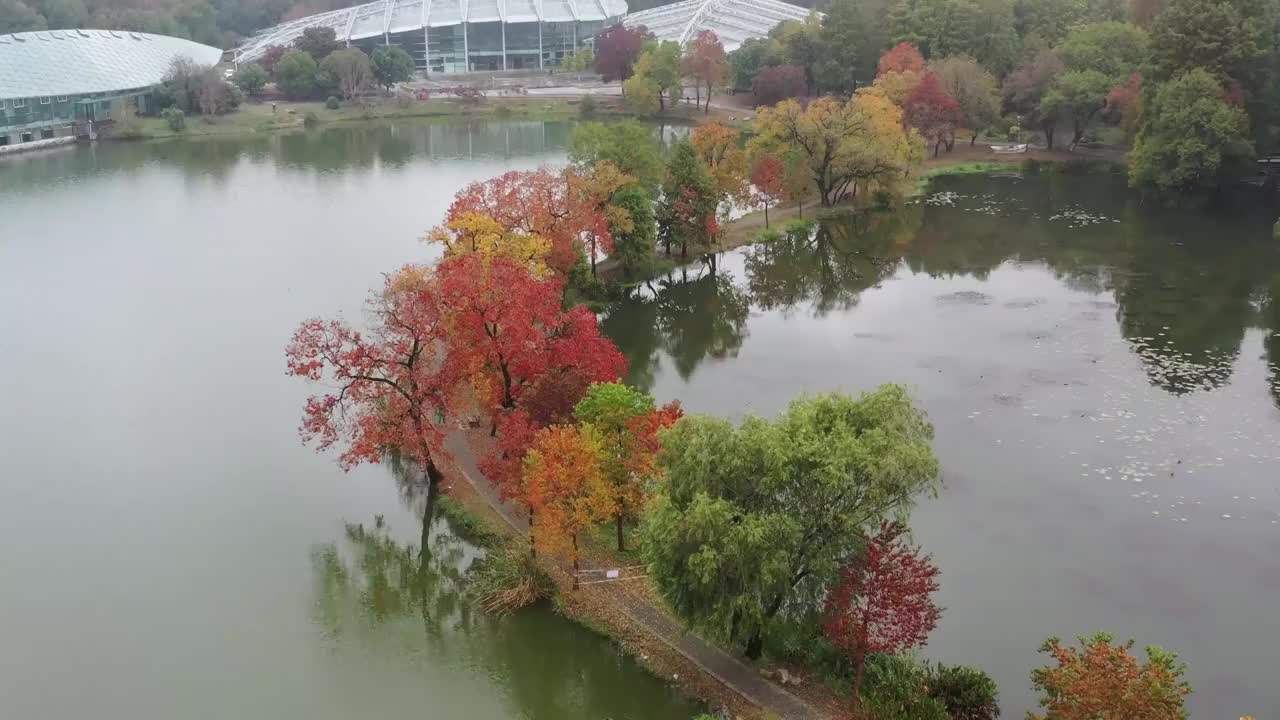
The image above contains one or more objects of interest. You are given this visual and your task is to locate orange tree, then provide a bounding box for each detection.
[523,424,615,586]
[425,211,552,277]
[573,382,682,552]
[1028,632,1192,720]
[691,123,750,207]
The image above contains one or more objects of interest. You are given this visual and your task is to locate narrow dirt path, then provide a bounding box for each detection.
[443,430,822,720]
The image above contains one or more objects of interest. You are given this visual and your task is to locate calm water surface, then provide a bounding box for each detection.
[0,121,700,720]
[4,125,1279,719]
[606,174,1280,717]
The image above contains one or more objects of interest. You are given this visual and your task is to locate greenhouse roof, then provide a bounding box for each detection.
[623,0,814,49]
[236,0,629,63]
[0,30,223,100]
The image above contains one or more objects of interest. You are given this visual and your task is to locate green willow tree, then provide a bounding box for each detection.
[640,387,940,659]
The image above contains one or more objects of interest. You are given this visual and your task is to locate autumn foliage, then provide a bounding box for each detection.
[682,30,730,113]
[905,72,962,156]
[523,424,614,585]
[574,382,682,551]
[878,42,926,76]
[751,64,807,107]
[690,123,750,205]
[749,154,785,228]
[1028,633,1192,720]
[285,265,453,478]
[823,521,942,699]
[593,24,654,82]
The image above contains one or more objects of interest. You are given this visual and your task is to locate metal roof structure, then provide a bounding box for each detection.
[236,0,629,63]
[0,30,223,100]
[623,0,813,50]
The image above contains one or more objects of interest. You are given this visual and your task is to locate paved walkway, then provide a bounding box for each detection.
[443,431,821,720]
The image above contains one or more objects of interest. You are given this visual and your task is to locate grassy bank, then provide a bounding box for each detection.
[110,93,735,141]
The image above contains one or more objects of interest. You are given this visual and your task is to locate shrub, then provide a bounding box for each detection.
[161,106,186,131]
[275,49,319,100]
[325,95,340,110]
[303,111,320,128]
[862,655,949,720]
[233,63,268,97]
[927,663,1000,720]
[468,545,554,614]
[578,93,597,116]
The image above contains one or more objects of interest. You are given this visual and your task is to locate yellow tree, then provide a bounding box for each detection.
[523,424,615,588]
[566,161,635,277]
[691,123,750,207]
[751,96,924,206]
[425,211,552,277]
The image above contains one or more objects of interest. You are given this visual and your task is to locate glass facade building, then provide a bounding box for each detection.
[0,30,223,148]
[235,0,628,73]
[623,0,813,50]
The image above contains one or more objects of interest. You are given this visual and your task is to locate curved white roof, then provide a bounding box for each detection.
[0,30,223,100]
[236,0,629,63]
[624,0,813,50]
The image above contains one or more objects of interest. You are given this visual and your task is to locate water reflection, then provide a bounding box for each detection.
[605,266,750,390]
[609,173,1280,396]
[0,119,574,197]
[310,459,701,720]
[601,172,1280,717]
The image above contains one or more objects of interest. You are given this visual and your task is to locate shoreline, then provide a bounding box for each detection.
[106,93,743,142]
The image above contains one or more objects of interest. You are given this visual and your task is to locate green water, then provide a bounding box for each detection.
[605,172,1280,718]
[4,124,1279,719]
[0,121,700,720]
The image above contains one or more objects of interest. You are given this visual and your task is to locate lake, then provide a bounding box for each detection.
[1,122,1277,719]
[605,171,1280,717]
[0,120,700,720]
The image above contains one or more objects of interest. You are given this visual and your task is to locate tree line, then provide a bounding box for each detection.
[586,0,1279,197]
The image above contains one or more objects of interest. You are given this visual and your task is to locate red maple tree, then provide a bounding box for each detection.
[681,30,729,113]
[878,42,926,77]
[749,154,785,228]
[905,72,961,157]
[446,169,582,274]
[593,24,654,82]
[285,265,454,482]
[438,253,624,418]
[823,521,942,701]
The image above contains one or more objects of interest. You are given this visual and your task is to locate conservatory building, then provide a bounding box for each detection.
[235,0,629,74]
[0,30,223,150]
[623,0,814,51]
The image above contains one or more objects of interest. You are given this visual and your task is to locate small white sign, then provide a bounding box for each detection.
[606,569,620,579]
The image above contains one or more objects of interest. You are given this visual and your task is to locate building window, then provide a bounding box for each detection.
[41,128,55,139]
[0,100,6,110]
[40,96,52,105]
[57,95,68,102]
[21,131,34,142]
[12,98,25,108]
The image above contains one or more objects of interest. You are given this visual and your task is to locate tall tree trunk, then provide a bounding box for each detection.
[970,132,978,147]
[616,513,625,552]
[695,85,701,107]
[1044,123,1055,150]
[528,507,536,558]
[852,648,867,704]
[744,630,765,660]
[571,533,580,590]
[764,204,769,228]
[590,250,597,277]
